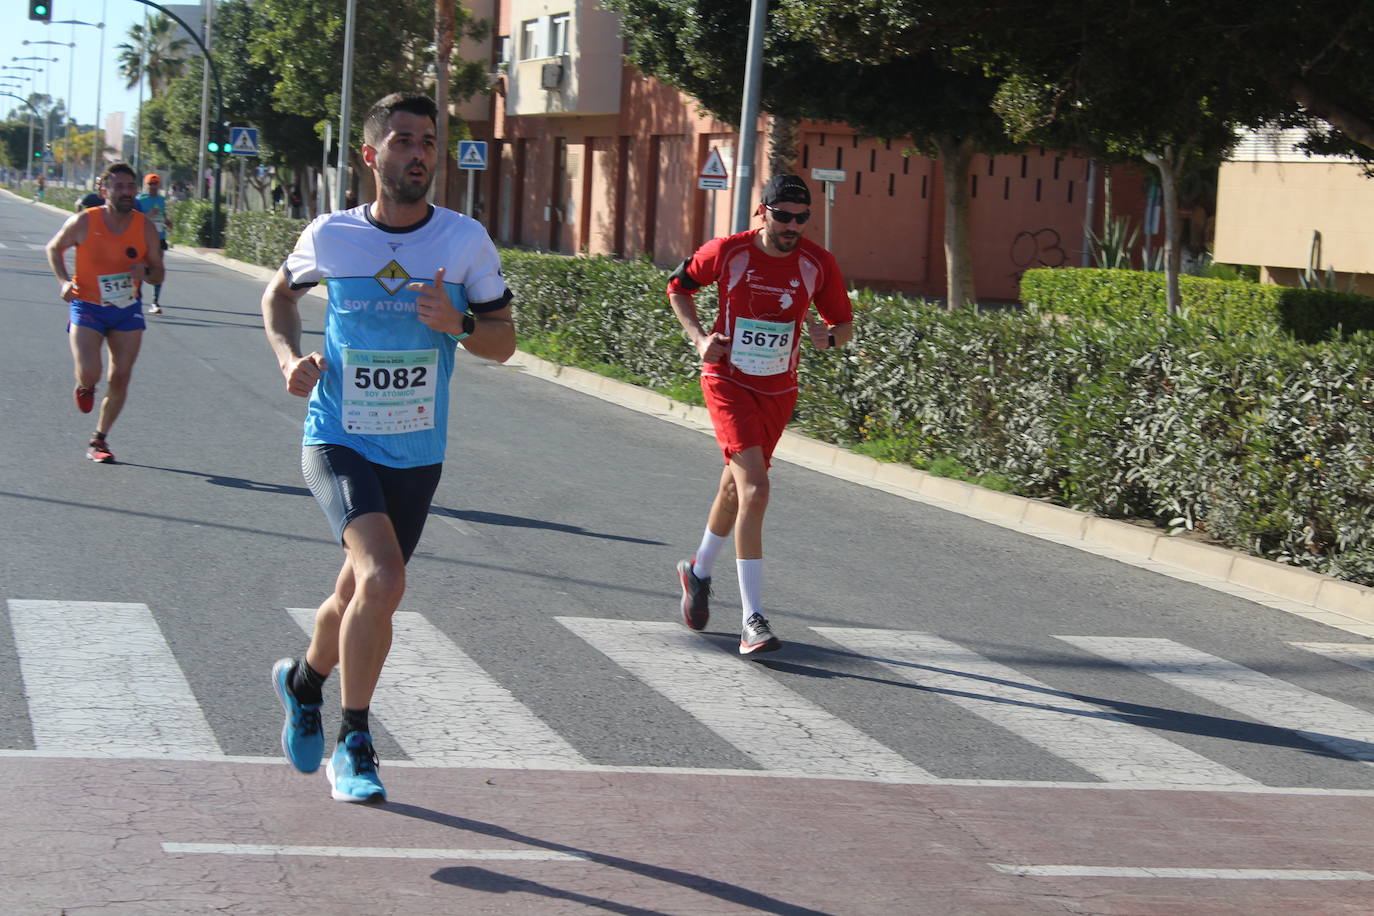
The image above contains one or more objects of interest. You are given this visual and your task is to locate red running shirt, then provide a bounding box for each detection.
[666,230,852,396]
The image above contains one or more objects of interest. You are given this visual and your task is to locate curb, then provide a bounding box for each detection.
[505,352,1374,638]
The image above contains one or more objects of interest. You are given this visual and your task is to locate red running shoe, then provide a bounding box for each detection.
[86,437,114,463]
[74,386,96,413]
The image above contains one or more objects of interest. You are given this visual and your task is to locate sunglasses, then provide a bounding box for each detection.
[765,205,810,225]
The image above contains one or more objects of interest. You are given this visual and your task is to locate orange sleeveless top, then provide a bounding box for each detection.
[73,208,149,306]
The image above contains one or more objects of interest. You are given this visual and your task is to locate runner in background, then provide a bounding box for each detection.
[667,174,854,656]
[44,162,165,463]
[136,174,174,314]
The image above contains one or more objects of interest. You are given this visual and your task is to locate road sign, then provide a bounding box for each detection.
[458,140,488,170]
[698,148,730,190]
[229,126,260,156]
[40,151,55,163]
[811,167,847,183]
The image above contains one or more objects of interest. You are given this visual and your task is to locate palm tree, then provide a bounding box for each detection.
[116,14,190,99]
[117,14,189,171]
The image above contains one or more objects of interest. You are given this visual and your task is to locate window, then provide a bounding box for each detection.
[520,18,542,60]
[550,14,570,56]
[498,36,511,66]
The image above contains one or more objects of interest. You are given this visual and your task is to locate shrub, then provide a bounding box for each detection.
[505,250,1374,585]
[1021,266,1374,341]
[169,199,215,247]
[225,210,307,269]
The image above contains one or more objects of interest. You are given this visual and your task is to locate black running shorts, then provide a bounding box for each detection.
[301,443,443,562]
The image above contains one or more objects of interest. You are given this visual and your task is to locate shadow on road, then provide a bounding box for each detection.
[385,802,837,916]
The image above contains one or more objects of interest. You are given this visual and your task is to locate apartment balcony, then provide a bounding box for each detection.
[506,2,622,117]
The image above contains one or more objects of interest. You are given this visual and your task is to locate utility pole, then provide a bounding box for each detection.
[335,0,357,210]
[730,0,767,232]
[196,0,214,199]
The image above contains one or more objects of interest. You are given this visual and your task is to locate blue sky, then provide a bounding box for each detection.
[1,0,189,131]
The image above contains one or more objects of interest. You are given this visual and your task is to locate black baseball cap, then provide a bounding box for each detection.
[761,174,810,207]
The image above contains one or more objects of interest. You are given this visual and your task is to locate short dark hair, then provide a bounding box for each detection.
[362,92,438,146]
[102,162,136,184]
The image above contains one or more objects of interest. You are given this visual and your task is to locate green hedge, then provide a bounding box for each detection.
[503,251,1374,586]
[1021,267,1374,341]
[168,199,215,247]
[225,210,307,269]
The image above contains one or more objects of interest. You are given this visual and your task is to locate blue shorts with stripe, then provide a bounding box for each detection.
[68,298,146,334]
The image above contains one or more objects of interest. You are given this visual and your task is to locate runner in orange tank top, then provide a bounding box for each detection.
[44,162,165,463]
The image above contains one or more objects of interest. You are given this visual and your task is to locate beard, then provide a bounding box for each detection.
[764,224,801,252]
[112,196,136,212]
[382,167,432,204]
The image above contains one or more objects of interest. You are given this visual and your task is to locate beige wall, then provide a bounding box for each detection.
[1214,160,1374,275]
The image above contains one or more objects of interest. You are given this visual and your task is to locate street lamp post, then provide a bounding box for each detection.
[6,62,51,169]
[23,40,72,183]
[50,17,106,187]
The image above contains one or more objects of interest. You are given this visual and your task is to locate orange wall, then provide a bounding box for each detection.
[473,61,1150,303]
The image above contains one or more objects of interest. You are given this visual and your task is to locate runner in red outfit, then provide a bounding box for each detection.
[667,174,854,655]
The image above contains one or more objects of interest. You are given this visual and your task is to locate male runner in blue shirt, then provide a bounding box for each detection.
[135,174,173,313]
[260,92,515,803]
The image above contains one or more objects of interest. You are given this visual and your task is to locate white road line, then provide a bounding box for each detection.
[1292,642,1374,673]
[1059,636,1374,763]
[288,608,586,767]
[556,617,932,781]
[816,628,1254,786]
[990,864,1374,881]
[163,842,588,861]
[6,600,221,757]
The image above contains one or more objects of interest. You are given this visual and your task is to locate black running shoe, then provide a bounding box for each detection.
[677,559,711,630]
[739,613,780,656]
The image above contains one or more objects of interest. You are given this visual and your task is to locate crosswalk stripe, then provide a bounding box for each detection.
[1058,637,1374,764]
[555,617,932,781]
[287,608,586,767]
[815,628,1254,786]
[6,600,221,757]
[1291,642,1374,674]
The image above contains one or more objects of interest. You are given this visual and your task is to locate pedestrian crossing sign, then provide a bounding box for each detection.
[229,126,260,156]
[459,140,488,170]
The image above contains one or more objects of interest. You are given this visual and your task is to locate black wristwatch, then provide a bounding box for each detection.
[450,313,476,341]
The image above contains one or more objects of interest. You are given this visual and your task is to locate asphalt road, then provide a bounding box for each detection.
[2,190,1373,914]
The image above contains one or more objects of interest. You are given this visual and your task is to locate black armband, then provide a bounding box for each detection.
[668,257,702,292]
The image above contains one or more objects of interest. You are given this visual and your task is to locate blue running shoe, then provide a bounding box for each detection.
[272,658,325,773]
[327,731,386,803]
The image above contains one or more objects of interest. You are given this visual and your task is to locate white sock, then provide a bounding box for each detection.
[693,528,729,580]
[737,558,764,625]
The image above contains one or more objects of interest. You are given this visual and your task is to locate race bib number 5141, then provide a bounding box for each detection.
[341,348,437,435]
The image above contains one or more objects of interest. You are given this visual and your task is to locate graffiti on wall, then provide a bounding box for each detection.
[1008,227,1068,283]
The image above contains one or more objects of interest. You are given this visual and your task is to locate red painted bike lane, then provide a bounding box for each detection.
[3,757,1372,915]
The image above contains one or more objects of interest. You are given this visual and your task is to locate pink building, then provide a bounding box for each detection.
[457,2,1148,303]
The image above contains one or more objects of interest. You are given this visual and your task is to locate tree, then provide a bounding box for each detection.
[116,14,190,98]
[603,0,1016,308]
[778,0,1374,313]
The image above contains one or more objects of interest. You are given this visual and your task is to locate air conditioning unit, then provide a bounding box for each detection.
[540,63,564,90]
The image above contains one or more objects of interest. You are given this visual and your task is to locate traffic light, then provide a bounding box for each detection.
[28,1,52,22]
[207,139,222,153]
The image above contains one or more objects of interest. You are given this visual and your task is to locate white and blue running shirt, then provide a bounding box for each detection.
[283,204,509,468]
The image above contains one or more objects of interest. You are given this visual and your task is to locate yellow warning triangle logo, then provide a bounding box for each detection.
[374,259,411,294]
